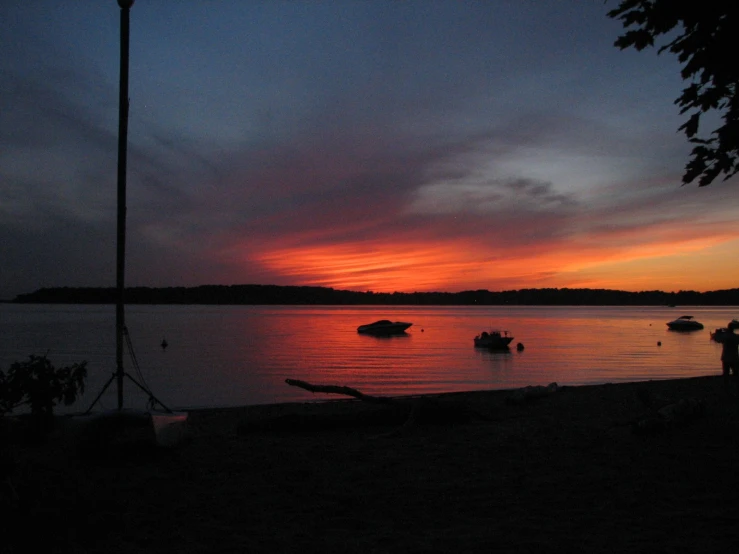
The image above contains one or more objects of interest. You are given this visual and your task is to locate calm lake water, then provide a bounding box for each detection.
[1,304,737,412]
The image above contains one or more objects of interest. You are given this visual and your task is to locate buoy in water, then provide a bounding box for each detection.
[516,342,525,351]
[161,339,168,350]
[657,341,661,346]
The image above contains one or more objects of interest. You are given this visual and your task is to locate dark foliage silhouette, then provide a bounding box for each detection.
[608,1,739,186]
[0,355,87,432]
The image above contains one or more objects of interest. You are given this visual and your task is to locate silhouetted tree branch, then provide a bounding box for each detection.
[608,1,739,186]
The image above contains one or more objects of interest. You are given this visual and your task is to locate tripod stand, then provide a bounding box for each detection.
[85,326,172,414]
[84,2,170,417]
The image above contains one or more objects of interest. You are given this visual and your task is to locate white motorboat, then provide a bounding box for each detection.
[474,330,514,349]
[666,315,704,331]
[357,320,413,335]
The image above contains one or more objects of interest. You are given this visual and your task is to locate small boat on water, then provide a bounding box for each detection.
[357,320,413,335]
[474,330,514,349]
[666,315,704,331]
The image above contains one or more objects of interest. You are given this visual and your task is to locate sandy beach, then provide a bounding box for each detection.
[4,375,739,553]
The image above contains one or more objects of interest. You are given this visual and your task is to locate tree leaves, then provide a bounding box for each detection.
[608,0,739,185]
[0,355,88,419]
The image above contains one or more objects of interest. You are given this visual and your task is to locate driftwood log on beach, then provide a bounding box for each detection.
[268,379,706,438]
[284,379,396,405]
[270,379,489,433]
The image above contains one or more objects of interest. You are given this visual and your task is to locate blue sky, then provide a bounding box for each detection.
[1,0,737,299]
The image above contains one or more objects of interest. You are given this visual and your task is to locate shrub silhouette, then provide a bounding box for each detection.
[0,354,87,432]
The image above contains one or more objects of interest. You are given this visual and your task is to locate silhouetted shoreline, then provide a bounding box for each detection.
[10,284,739,306]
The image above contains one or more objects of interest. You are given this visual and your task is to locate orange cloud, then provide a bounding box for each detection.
[245,228,739,293]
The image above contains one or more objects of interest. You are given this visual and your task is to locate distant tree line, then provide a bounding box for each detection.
[10,285,739,306]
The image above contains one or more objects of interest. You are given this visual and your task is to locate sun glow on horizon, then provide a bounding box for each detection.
[254,242,481,292]
[240,232,739,294]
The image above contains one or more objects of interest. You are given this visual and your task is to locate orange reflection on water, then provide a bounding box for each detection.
[28,304,733,410]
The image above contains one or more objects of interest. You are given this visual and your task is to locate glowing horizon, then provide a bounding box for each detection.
[241,232,739,294]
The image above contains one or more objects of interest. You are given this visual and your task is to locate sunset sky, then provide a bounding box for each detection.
[1,0,738,299]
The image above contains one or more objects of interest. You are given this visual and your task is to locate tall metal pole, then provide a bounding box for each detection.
[116,0,134,410]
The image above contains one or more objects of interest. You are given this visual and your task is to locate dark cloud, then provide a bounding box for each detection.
[0,69,115,151]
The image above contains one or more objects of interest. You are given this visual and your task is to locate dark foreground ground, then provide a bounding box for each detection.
[4,375,739,553]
